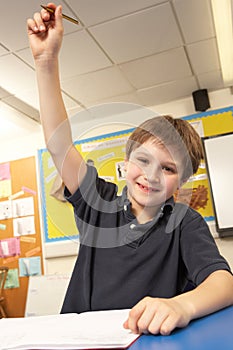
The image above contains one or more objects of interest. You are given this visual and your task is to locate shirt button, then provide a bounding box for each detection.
[130,224,136,230]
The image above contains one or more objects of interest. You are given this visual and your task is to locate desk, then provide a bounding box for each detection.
[129,306,233,350]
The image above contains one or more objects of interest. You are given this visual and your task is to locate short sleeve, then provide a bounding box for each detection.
[180,208,231,285]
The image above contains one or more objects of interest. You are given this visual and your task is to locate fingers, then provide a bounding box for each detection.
[124,298,148,334]
[42,3,63,27]
[144,303,170,334]
[34,11,47,31]
[133,305,155,334]
[158,313,180,336]
[124,297,189,336]
[54,5,63,31]
[27,3,62,34]
[147,306,180,335]
[27,11,48,34]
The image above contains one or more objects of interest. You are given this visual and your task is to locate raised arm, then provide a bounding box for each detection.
[27,3,87,194]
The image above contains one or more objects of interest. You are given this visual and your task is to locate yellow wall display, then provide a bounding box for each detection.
[38,128,134,243]
[38,106,233,243]
[181,106,233,221]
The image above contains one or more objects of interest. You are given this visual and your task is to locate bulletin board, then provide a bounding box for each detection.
[38,128,134,245]
[181,106,233,221]
[0,156,44,317]
[38,106,233,248]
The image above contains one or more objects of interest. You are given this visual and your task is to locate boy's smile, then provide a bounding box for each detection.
[124,138,184,220]
[136,182,160,193]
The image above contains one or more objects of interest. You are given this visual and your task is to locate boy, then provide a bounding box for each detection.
[27,3,233,336]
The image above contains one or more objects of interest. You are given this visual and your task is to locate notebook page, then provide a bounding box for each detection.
[1,309,140,349]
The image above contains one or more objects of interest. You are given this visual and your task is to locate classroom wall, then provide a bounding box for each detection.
[1,87,233,278]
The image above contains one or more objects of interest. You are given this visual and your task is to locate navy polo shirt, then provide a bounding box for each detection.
[61,165,231,314]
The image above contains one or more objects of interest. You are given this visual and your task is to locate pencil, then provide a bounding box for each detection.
[40,5,79,25]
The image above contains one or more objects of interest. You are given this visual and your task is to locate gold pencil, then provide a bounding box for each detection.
[40,5,79,25]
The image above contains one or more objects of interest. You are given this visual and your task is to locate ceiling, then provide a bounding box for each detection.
[0,0,230,127]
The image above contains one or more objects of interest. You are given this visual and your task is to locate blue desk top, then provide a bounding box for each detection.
[129,306,233,350]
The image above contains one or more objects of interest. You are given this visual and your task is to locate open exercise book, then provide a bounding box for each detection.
[1,309,140,350]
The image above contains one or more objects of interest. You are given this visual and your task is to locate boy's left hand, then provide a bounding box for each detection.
[123,296,191,335]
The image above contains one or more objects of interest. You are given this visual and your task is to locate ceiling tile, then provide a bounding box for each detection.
[0,54,37,96]
[66,0,167,26]
[16,48,34,68]
[14,88,39,110]
[137,76,198,106]
[2,95,39,122]
[173,0,215,43]
[0,45,8,56]
[61,92,83,110]
[89,3,183,63]
[0,0,34,51]
[60,30,112,79]
[197,70,224,90]
[0,102,40,143]
[67,105,84,119]
[186,38,220,75]
[99,92,143,107]
[120,48,192,89]
[61,66,134,105]
[0,87,11,99]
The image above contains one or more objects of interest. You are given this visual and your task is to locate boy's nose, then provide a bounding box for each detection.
[144,164,161,183]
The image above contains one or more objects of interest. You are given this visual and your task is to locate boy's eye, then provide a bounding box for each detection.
[137,157,149,164]
[162,166,176,173]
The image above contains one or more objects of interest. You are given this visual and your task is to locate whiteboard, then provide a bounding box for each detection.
[25,274,70,317]
[203,132,233,236]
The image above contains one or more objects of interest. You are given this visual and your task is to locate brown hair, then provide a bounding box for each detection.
[125,115,204,181]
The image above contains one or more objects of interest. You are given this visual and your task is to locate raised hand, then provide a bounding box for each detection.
[27,3,63,61]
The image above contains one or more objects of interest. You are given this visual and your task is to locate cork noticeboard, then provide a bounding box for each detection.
[0,156,44,317]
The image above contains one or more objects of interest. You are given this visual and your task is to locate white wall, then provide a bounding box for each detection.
[1,87,233,274]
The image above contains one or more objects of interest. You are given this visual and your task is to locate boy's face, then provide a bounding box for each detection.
[124,138,184,216]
